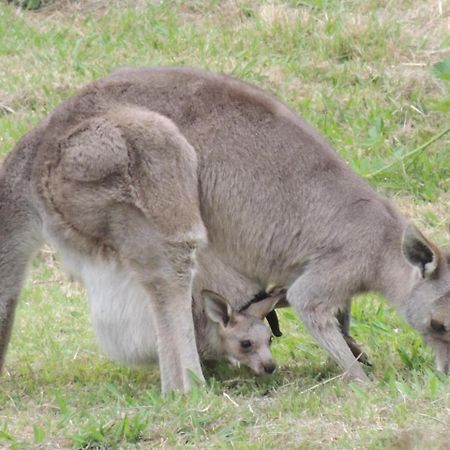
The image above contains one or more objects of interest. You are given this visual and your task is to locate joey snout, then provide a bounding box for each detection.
[263,361,276,374]
[227,349,277,375]
[247,348,277,375]
[247,359,277,375]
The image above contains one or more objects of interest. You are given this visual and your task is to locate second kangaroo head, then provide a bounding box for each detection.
[401,225,450,373]
[203,290,279,375]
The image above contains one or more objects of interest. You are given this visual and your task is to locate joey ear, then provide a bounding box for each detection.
[402,225,439,278]
[243,291,285,320]
[202,290,234,327]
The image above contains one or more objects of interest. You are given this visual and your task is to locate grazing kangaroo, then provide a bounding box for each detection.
[1,67,449,393]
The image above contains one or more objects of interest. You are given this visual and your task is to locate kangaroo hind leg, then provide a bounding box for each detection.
[40,106,207,393]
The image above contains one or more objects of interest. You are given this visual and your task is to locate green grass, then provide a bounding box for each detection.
[0,0,449,448]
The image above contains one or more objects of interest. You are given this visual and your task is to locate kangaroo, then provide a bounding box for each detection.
[0,103,280,394]
[0,67,449,393]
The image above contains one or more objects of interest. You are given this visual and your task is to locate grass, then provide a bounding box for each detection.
[0,0,449,448]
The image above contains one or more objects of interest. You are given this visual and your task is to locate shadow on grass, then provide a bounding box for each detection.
[203,358,344,396]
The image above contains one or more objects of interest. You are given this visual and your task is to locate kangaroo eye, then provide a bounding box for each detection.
[269,336,273,345]
[240,340,252,349]
[430,319,446,334]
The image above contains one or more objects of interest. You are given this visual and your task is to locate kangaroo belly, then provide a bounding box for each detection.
[45,233,158,366]
[81,258,158,366]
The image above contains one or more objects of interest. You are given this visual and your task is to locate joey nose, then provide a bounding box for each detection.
[264,363,276,374]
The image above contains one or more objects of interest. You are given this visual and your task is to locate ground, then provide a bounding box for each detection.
[0,1,449,448]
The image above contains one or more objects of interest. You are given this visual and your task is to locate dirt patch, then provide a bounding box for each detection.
[9,0,153,12]
[390,429,450,450]
[7,0,155,23]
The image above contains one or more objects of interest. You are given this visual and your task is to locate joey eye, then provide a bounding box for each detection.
[430,319,446,334]
[240,340,252,349]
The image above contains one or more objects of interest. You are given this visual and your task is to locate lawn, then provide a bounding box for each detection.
[0,0,449,448]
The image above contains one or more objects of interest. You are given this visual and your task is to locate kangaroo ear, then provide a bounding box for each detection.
[202,290,234,327]
[244,291,285,320]
[402,225,439,278]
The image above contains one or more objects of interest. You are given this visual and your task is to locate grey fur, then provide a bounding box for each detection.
[0,67,449,392]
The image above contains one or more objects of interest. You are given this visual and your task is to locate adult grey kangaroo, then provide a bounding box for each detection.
[0,99,279,394]
[0,67,449,393]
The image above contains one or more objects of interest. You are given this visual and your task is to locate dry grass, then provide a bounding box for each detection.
[0,1,449,448]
